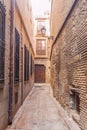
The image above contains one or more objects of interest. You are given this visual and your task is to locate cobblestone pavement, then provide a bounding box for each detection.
[6,84,81,130]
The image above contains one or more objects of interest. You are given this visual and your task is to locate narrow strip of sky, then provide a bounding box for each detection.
[30,0,50,17]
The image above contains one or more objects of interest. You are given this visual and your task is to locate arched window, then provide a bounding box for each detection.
[0,2,5,83]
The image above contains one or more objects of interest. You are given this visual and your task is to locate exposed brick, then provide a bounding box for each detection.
[0,0,34,130]
[51,0,87,130]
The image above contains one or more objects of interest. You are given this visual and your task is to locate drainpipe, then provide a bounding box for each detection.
[8,0,15,125]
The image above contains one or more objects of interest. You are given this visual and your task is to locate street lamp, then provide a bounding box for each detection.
[41,26,54,41]
[41,26,46,36]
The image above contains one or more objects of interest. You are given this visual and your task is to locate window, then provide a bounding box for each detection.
[37,21,45,35]
[15,92,18,104]
[14,29,20,82]
[24,45,29,81]
[0,2,5,83]
[30,54,34,76]
[36,39,46,55]
[70,91,80,114]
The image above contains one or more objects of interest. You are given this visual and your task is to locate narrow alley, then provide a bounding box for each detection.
[6,84,80,130]
[0,0,87,130]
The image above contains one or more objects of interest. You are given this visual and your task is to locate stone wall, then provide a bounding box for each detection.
[51,0,87,129]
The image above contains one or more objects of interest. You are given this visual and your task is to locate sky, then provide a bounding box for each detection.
[30,0,50,17]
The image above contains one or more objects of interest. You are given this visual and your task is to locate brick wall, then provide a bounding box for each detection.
[0,0,11,130]
[0,0,34,130]
[16,0,34,49]
[13,6,34,115]
[51,0,75,39]
[51,0,87,129]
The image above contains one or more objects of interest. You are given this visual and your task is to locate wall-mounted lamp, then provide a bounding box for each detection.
[41,26,54,41]
[41,26,46,36]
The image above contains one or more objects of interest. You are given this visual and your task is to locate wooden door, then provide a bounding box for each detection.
[35,64,45,83]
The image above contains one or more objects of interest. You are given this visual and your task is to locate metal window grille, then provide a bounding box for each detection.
[30,54,34,76]
[14,29,20,82]
[30,54,32,75]
[24,45,29,81]
[0,2,5,84]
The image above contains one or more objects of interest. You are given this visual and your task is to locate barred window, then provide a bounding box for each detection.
[24,45,29,81]
[0,2,5,83]
[30,54,32,75]
[30,54,34,76]
[14,29,20,82]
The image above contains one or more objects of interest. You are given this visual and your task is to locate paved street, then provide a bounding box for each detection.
[6,84,81,130]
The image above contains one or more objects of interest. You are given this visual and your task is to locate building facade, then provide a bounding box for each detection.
[50,0,87,130]
[0,0,34,130]
[34,16,51,83]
